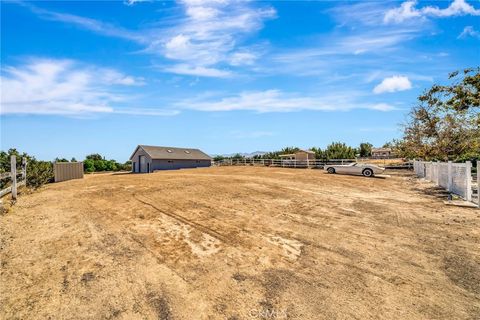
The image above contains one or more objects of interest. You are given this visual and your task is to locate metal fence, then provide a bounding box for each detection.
[413,160,479,207]
[0,155,27,200]
[54,162,84,182]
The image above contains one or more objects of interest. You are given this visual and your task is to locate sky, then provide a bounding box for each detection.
[1,0,479,161]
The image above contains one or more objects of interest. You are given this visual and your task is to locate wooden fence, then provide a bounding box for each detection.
[0,156,27,200]
[54,162,84,182]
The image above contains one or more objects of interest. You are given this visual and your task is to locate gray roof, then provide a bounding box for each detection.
[130,145,212,161]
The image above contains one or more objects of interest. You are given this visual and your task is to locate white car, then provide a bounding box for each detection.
[324,162,385,177]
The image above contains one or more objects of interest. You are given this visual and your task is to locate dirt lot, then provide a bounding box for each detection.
[1,167,479,319]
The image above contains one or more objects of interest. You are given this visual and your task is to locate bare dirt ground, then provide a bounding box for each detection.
[1,167,479,320]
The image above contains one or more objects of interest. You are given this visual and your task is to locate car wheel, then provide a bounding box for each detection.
[327,167,335,174]
[363,168,373,177]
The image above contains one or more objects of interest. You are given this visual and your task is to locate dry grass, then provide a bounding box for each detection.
[1,167,479,319]
[357,158,408,166]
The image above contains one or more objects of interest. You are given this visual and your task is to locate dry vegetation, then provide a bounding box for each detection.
[1,167,479,319]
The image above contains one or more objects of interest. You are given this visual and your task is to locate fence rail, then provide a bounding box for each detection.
[213,158,412,169]
[213,158,357,168]
[0,155,27,200]
[413,160,479,207]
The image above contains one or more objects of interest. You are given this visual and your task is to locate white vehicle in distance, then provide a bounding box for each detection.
[324,162,385,177]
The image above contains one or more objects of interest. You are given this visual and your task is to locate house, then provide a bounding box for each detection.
[279,149,316,161]
[130,145,212,173]
[371,147,393,158]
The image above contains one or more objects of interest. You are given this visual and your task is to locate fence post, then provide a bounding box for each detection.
[436,161,440,186]
[465,161,472,202]
[10,155,17,200]
[447,161,452,192]
[477,161,480,208]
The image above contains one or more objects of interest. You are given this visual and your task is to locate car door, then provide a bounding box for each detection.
[344,163,359,175]
[335,165,349,174]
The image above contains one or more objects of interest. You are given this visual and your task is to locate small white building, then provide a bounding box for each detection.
[279,150,316,161]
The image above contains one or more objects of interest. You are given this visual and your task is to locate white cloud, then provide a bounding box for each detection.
[18,2,144,42]
[373,76,412,94]
[228,51,258,66]
[124,0,152,6]
[175,90,396,113]
[458,25,480,39]
[18,1,275,77]
[164,64,232,77]
[0,58,173,116]
[152,0,275,74]
[384,0,480,23]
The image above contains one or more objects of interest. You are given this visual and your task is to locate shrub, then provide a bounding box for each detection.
[83,159,95,173]
[26,159,54,188]
[93,160,106,172]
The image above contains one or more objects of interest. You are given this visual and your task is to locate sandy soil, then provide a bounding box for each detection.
[1,167,479,320]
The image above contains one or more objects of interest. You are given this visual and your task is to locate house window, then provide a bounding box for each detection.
[167,149,173,153]
[185,150,191,154]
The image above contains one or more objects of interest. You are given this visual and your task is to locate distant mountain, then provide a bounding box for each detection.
[213,151,268,158]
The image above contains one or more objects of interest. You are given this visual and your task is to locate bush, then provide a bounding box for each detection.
[0,149,54,190]
[26,159,54,188]
[93,160,106,172]
[105,160,117,171]
[83,159,95,173]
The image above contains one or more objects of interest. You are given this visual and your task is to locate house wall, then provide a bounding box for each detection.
[151,159,211,171]
[131,147,152,173]
[295,152,315,161]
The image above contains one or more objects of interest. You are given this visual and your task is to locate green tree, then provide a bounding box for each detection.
[0,149,53,189]
[359,142,373,157]
[325,142,356,159]
[86,153,103,161]
[213,155,225,161]
[310,147,325,159]
[93,160,106,172]
[232,153,244,160]
[398,68,479,161]
[105,160,117,171]
[83,159,95,173]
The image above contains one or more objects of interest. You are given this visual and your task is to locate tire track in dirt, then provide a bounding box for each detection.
[134,194,232,245]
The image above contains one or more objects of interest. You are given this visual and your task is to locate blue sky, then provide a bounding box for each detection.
[1,0,479,161]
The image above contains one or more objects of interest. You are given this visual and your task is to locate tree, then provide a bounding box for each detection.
[104,160,117,171]
[325,142,356,159]
[359,142,373,157]
[86,153,103,161]
[213,155,225,161]
[94,160,106,171]
[83,159,95,173]
[71,157,77,162]
[54,157,69,162]
[399,68,479,161]
[0,149,53,189]
[310,147,325,159]
[232,153,244,160]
